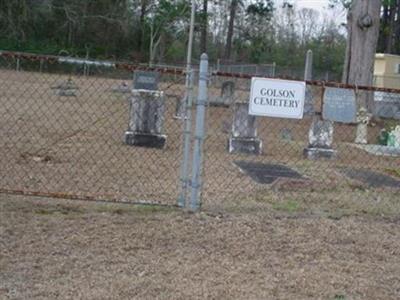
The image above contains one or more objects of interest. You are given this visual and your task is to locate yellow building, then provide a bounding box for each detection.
[374,53,400,89]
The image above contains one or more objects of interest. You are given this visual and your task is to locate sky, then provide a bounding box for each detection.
[275,0,347,25]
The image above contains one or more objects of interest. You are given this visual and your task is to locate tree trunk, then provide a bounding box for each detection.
[138,0,149,52]
[200,0,208,54]
[224,0,239,60]
[342,0,381,108]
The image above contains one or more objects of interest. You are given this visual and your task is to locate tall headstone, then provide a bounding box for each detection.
[228,101,262,155]
[303,118,337,159]
[303,50,336,159]
[125,71,166,148]
[303,50,315,115]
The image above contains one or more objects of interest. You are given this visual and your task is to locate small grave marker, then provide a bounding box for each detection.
[322,88,357,123]
[303,118,337,159]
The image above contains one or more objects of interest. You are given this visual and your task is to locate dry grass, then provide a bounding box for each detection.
[1,194,400,299]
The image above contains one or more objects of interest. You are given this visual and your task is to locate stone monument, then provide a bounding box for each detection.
[303,118,336,159]
[228,101,262,155]
[125,71,166,148]
[354,107,372,144]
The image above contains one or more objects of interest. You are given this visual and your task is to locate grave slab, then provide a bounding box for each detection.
[235,161,303,184]
[341,168,400,189]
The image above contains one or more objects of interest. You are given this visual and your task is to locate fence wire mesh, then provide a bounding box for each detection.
[1,51,399,212]
[0,52,187,205]
[200,73,400,212]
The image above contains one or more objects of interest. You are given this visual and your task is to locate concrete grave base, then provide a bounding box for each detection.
[56,89,77,97]
[125,131,166,149]
[303,147,337,160]
[228,137,262,155]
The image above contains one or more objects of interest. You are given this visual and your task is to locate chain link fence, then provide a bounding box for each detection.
[200,67,400,212]
[0,51,188,205]
[0,50,399,212]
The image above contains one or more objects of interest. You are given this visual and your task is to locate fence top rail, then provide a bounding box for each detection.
[212,70,400,95]
[0,50,187,76]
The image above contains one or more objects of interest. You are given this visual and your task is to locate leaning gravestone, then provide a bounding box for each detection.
[322,87,357,123]
[228,101,262,155]
[374,92,400,120]
[125,71,166,148]
[303,118,336,159]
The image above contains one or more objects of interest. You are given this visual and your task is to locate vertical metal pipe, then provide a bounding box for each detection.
[189,53,208,212]
[178,0,196,208]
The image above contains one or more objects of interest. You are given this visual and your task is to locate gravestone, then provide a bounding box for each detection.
[374,92,400,120]
[172,94,185,119]
[341,168,400,189]
[303,86,315,116]
[303,117,336,159]
[221,81,235,106]
[388,126,400,148]
[210,81,235,107]
[322,87,357,123]
[234,161,302,184]
[53,78,78,97]
[111,81,130,94]
[125,90,166,148]
[280,128,293,141]
[303,50,314,116]
[133,71,160,90]
[228,102,262,155]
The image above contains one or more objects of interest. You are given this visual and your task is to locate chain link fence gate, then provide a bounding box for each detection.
[0,50,193,206]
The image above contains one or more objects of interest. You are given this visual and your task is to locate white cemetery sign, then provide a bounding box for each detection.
[249,78,305,119]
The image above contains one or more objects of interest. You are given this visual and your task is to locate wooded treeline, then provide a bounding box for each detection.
[0,0,398,78]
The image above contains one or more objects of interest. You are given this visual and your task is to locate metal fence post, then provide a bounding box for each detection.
[178,69,194,208]
[189,53,208,212]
